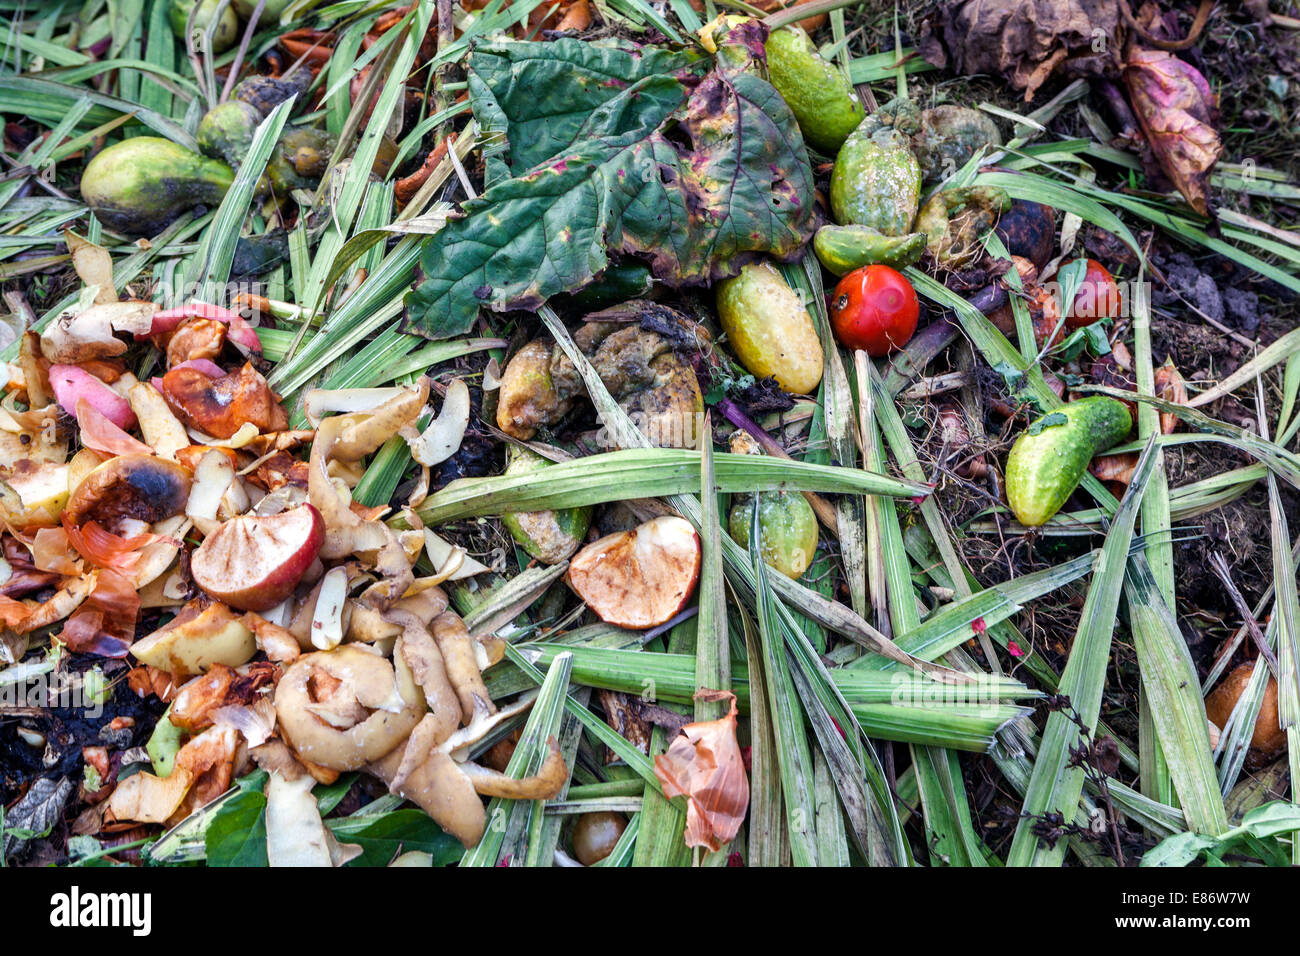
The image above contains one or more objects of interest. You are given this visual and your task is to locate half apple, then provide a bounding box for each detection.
[567,515,701,629]
[191,503,324,612]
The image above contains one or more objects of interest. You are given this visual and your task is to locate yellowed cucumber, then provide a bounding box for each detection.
[1005,397,1132,526]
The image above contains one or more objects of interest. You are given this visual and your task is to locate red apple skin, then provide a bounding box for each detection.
[191,503,325,612]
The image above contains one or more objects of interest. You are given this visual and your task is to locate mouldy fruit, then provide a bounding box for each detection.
[1004,397,1133,526]
[813,224,926,275]
[500,446,593,565]
[80,137,234,236]
[910,105,1002,182]
[1204,662,1286,762]
[196,100,262,170]
[715,261,823,395]
[914,185,1011,270]
[197,74,312,170]
[64,454,191,530]
[190,503,325,612]
[266,128,336,194]
[169,0,239,52]
[830,127,922,235]
[496,340,573,441]
[764,27,866,155]
[993,198,1055,271]
[567,313,708,449]
[729,490,819,578]
[568,515,701,629]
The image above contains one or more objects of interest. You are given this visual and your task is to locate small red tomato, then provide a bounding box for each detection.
[829,265,919,356]
[1065,258,1121,329]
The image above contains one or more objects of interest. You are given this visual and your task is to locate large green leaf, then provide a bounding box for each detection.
[468,37,704,180]
[204,790,269,868]
[327,810,463,867]
[404,29,816,338]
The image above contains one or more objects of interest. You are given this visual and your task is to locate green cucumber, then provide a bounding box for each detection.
[813,223,926,275]
[1005,397,1132,526]
[728,490,819,578]
[500,446,593,563]
[764,27,866,155]
[559,261,655,312]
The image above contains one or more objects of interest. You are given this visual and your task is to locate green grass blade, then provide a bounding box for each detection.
[1007,436,1160,866]
[1124,549,1228,835]
[461,650,573,867]
[414,448,928,524]
[695,415,729,722]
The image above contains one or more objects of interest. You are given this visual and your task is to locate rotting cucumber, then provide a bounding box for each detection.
[1005,396,1132,526]
[764,26,866,155]
[813,223,926,275]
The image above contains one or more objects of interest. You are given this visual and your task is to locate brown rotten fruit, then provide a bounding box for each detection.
[161,362,288,439]
[568,515,701,629]
[64,454,191,531]
[191,503,324,612]
[1205,662,1286,763]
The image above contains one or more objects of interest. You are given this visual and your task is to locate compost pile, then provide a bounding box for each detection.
[0,0,1298,868]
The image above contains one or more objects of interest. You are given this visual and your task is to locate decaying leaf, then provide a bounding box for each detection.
[2,776,74,860]
[1089,450,1138,486]
[1123,48,1221,214]
[1154,359,1188,434]
[918,0,1122,100]
[404,28,816,337]
[653,690,749,852]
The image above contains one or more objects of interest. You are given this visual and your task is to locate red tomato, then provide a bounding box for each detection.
[1065,258,1120,329]
[829,265,919,356]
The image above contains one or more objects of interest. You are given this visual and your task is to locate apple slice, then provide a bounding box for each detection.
[191,503,324,612]
[130,601,256,678]
[568,516,701,629]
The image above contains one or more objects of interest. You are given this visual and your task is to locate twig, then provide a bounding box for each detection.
[1119,0,1215,52]
[715,397,840,535]
[220,0,267,105]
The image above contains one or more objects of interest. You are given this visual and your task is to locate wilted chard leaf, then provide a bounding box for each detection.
[469,38,706,181]
[1123,47,1221,215]
[404,25,816,339]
